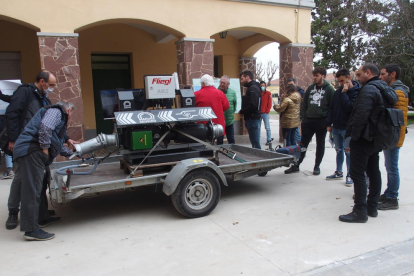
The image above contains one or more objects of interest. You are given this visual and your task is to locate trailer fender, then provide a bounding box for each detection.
[163,158,227,196]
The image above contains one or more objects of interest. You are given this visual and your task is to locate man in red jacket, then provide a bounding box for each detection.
[260,81,273,145]
[195,74,229,140]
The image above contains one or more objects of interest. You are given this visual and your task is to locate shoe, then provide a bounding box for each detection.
[265,141,270,146]
[48,210,56,216]
[5,211,19,230]
[339,209,368,223]
[285,164,300,174]
[2,171,14,179]
[326,171,343,180]
[313,166,320,175]
[377,198,399,210]
[39,217,61,228]
[367,208,378,218]
[345,176,353,187]
[378,194,386,203]
[24,229,55,241]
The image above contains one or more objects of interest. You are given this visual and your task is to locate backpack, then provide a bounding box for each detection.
[373,85,404,150]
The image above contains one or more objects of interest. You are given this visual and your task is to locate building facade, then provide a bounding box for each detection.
[0,0,314,140]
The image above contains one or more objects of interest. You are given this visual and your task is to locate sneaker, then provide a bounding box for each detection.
[285,164,300,174]
[367,208,378,218]
[378,194,386,203]
[5,211,19,230]
[313,166,320,175]
[377,198,399,210]
[345,176,353,187]
[265,141,271,146]
[48,210,56,216]
[39,217,61,228]
[339,209,368,223]
[24,229,55,241]
[326,171,343,180]
[2,171,14,179]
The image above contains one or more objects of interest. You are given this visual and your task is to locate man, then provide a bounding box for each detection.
[239,70,262,149]
[285,67,335,175]
[217,75,237,145]
[378,64,409,210]
[195,74,229,140]
[5,71,76,230]
[326,69,360,186]
[339,63,397,223]
[259,81,273,145]
[12,101,74,240]
[287,78,305,98]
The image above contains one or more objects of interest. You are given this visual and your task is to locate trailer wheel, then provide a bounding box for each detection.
[258,171,268,177]
[171,169,221,218]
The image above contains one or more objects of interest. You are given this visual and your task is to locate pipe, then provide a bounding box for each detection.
[56,160,99,175]
[70,133,117,159]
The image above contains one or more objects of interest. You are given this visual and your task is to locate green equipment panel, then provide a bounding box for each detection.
[131,131,153,150]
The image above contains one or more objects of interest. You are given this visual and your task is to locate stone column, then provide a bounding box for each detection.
[37,32,84,143]
[176,38,214,89]
[238,57,257,135]
[279,44,314,143]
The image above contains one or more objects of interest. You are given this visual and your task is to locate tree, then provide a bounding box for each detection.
[311,0,385,70]
[256,60,278,86]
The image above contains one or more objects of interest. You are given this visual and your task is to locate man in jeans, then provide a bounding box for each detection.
[339,63,397,223]
[239,70,261,149]
[378,64,409,210]
[259,81,273,145]
[326,69,360,186]
[284,67,335,175]
[217,75,237,145]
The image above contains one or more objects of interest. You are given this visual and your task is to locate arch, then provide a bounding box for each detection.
[74,18,185,39]
[0,14,40,31]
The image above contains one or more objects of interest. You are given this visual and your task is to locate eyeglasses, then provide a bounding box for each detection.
[47,83,56,87]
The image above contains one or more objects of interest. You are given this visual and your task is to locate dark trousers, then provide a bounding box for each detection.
[282,128,297,146]
[12,150,49,232]
[217,124,235,145]
[298,118,327,166]
[350,138,382,211]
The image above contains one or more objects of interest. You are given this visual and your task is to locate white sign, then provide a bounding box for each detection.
[0,80,21,115]
[145,75,176,99]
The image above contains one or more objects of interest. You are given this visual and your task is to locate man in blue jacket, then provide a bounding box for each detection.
[326,69,360,186]
[11,101,74,240]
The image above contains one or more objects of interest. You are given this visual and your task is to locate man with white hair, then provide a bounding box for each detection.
[217,75,237,144]
[11,101,75,240]
[195,74,229,141]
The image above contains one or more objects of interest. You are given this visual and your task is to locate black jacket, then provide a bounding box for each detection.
[326,81,360,130]
[5,84,52,142]
[240,81,261,120]
[346,77,398,141]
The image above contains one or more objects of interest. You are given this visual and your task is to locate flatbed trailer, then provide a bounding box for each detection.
[49,144,293,218]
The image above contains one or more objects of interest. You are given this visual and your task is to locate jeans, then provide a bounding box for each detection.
[350,138,382,211]
[245,119,261,149]
[298,118,327,167]
[332,128,350,175]
[295,127,301,143]
[383,147,400,199]
[217,124,235,145]
[282,128,297,146]
[5,154,13,168]
[260,113,271,142]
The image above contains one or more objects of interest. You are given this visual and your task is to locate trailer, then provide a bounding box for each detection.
[49,144,293,218]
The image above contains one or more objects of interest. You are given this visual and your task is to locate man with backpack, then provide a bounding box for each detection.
[378,64,409,210]
[339,63,398,223]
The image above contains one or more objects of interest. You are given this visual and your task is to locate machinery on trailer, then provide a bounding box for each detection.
[49,73,294,217]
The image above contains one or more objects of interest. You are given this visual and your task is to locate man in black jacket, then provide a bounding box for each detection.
[239,70,262,149]
[5,71,75,230]
[339,63,398,223]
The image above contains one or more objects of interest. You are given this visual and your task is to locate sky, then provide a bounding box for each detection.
[253,42,280,81]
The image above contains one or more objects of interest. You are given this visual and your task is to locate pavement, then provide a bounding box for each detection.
[0,117,414,276]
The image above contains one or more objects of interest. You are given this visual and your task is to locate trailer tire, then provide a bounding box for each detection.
[258,172,268,177]
[171,169,221,218]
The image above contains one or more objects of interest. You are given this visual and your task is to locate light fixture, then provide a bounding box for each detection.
[219,31,227,39]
